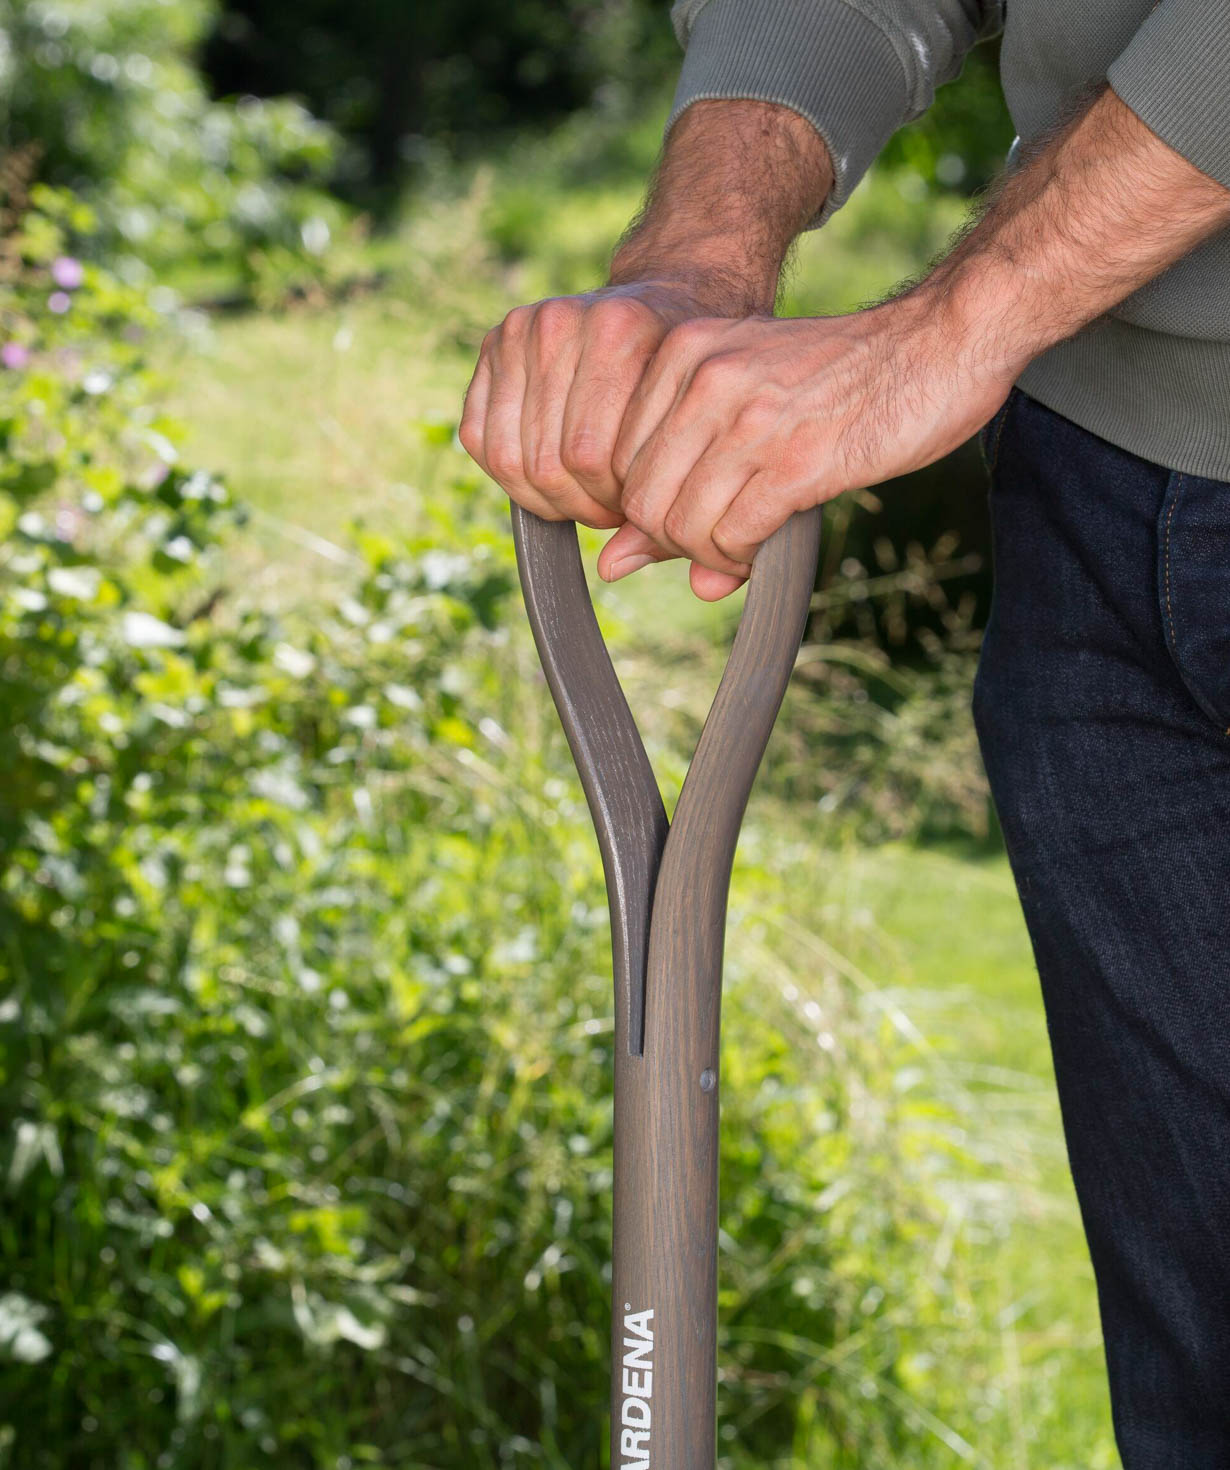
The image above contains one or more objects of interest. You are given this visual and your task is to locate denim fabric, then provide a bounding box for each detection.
[973,389,1230,1467]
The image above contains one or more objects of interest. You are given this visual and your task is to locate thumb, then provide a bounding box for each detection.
[597,522,676,582]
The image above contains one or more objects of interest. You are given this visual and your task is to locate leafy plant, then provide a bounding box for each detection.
[0,0,343,295]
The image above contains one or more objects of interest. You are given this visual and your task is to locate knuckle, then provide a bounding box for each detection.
[664,318,707,352]
[486,442,523,483]
[560,431,610,480]
[526,446,567,489]
[501,304,534,341]
[591,296,655,343]
[691,354,740,394]
[623,497,662,540]
[735,391,778,432]
[662,504,691,545]
[457,416,482,457]
[531,297,579,344]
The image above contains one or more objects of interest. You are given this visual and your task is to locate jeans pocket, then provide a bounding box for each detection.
[1157,470,1230,732]
[978,390,1017,477]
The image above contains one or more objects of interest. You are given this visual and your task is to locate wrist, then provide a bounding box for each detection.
[896,256,1042,389]
[608,236,781,317]
[608,100,835,319]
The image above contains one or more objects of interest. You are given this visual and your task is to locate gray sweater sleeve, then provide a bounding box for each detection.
[1107,0,1230,192]
[667,0,1003,220]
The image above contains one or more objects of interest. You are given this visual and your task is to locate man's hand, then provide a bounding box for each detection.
[458,100,835,566]
[598,305,1011,599]
[458,281,724,531]
[601,87,1230,599]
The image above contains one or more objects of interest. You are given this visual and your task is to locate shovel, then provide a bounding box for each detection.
[511,503,822,1468]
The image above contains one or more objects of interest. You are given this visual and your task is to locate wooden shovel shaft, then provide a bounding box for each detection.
[511,505,822,1468]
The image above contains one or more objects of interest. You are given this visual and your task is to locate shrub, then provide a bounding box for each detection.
[0,0,343,294]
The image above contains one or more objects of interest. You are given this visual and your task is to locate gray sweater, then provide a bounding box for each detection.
[669,0,1230,478]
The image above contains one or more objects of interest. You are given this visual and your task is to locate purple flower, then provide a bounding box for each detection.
[1,342,29,370]
[51,256,85,290]
[48,291,72,315]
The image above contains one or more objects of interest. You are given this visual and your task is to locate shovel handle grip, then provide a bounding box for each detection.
[510,506,668,1057]
[511,501,822,1468]
[510,505,821,1052]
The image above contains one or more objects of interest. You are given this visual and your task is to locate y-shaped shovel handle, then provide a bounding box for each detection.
[511,503,821,1468]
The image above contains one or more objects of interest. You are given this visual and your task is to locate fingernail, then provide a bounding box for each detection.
[608,553,656,581]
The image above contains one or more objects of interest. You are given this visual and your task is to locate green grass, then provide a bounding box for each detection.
[813,845,1115,1467]
[157,149,1119,1466]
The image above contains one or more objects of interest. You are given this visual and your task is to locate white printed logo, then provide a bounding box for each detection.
[618,1303,654,1467]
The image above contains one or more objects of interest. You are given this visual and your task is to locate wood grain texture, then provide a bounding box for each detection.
[511,505,822,1468]
[511,506,667,1057]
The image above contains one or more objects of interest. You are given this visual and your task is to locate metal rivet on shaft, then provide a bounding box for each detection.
[699,1068,716,1092]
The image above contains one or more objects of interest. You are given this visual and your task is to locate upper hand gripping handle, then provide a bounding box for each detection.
[510,503,822,1055]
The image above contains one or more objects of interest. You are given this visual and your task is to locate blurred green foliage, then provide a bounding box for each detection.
[201,0,1012,205]
[879,41,1013,196]
[1,0,1013,296]
[0,0,344,291]
[203,0,679,199]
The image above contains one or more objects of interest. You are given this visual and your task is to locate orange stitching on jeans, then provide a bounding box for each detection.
[1162,473,1185,654]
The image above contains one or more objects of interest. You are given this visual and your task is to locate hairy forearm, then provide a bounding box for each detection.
[608,100,834,315]
[468,79,1230,596]
[916,87,1230,376]
[518,80,1230,597]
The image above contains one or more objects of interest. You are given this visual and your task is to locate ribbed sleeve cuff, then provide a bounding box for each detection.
[667,0,911,223]
[1108,0,1230,191]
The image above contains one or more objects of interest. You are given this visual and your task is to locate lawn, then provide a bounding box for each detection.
[156,152,1118,1467]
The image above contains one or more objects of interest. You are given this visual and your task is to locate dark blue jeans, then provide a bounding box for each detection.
[973,389,1230,1468]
